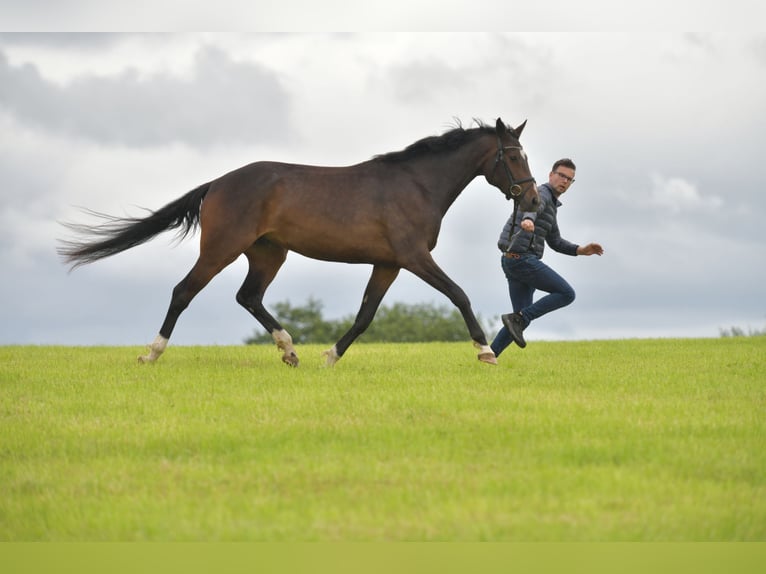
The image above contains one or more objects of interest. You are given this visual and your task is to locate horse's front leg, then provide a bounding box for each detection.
[406,254,497,365]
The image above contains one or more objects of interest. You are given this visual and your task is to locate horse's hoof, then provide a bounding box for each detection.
[282,352,300,367]
[477,352,497,365]
[321,346,340,367]
[138,336,167,364]
[138,347,155,364]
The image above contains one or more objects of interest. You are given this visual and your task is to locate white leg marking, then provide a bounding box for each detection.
[272,329,293,349]
[321,345,340,367]
[272,329,299,367]
[138,334,168,364]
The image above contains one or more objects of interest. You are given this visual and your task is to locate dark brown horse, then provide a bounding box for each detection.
[59,118,539,366]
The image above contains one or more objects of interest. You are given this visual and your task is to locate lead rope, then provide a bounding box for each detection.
[506,200,520,253]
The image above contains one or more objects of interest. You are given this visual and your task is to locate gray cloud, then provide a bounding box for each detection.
[380,34,553,112]
[0,45,293,148]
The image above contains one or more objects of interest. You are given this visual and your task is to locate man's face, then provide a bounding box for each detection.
[549,166,575,195]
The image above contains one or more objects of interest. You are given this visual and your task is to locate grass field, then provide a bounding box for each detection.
[0,338,764,541]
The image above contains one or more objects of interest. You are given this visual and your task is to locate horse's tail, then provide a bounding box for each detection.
[58,182,212,270]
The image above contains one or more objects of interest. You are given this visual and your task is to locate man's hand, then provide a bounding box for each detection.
[520,219,535,232]
[577,243,604,256]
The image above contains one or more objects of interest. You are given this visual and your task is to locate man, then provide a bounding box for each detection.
[490,158,603,356]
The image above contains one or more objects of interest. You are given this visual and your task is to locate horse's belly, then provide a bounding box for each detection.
[271,224,396,265]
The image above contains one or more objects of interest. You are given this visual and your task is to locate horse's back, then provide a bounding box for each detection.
[198,158,418,264]
[208,158,403,207]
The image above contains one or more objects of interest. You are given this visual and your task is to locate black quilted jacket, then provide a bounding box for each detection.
[497,183,579,258]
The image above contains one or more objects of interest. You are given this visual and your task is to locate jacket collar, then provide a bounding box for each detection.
[540,182,563,207]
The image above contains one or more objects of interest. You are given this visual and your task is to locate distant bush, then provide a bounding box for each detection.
[244,297,493,345]
[719,325,766,338]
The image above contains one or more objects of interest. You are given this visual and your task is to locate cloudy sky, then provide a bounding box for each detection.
[1,6,765,348]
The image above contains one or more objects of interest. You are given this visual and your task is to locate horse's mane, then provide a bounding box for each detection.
[373,119,496,163]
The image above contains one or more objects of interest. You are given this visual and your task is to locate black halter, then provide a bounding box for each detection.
[493,136,536,201]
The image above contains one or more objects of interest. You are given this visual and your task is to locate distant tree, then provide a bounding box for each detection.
[244,299,495,344]
[719,324,766,338]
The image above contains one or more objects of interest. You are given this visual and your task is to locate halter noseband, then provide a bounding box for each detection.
[493,137,536,201]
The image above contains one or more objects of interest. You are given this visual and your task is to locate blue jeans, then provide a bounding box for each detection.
[490,253,575,356]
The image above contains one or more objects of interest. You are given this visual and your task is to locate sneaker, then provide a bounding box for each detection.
[501,313,527,348]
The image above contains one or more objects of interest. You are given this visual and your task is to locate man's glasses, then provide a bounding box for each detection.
[554,172,575,183]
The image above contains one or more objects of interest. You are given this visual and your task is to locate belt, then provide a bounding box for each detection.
[504,252,521,259]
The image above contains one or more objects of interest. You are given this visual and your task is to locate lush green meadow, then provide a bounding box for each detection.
[1,338,764,541]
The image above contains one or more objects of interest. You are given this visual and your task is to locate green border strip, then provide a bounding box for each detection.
[2,543,766,574]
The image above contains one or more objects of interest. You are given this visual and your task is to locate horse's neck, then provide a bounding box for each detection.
[409,139,493,214]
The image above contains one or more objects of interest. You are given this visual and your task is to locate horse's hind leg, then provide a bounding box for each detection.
[235,241,298,366]
[323,265,400,366]
[138,256,233,363]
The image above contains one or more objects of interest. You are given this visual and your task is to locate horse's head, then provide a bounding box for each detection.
[486,118,539,212]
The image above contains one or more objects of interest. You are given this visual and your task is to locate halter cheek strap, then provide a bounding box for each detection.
[493,137,536,201]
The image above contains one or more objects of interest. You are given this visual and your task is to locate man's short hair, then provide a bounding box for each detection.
[552,158,576,172]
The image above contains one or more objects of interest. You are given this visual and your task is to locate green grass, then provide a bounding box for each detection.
[0,338,764,541]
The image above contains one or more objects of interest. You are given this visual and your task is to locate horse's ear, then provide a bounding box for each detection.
[513,120,527,137]
[495,118,507,134]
